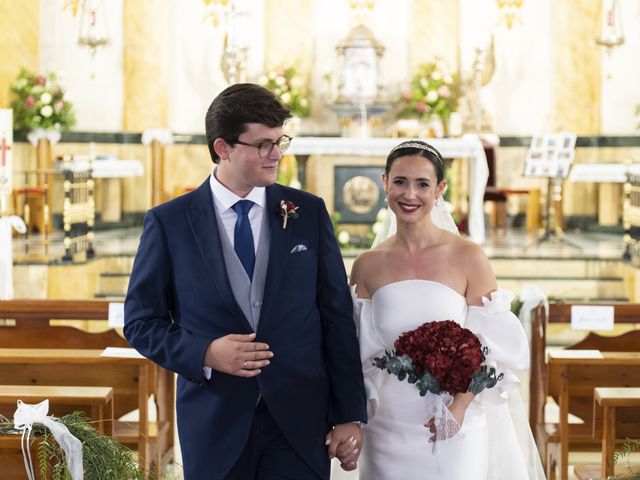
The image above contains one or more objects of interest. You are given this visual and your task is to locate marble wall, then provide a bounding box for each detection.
[0,0,39,109]
[2,0,639,135]
[10,140,212,216]
[2,0,640,221]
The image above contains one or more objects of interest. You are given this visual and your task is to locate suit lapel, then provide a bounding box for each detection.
[187,179,252,332]
[258,184,292,329]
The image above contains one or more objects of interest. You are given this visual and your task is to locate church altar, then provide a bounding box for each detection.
[57,158,144,178]
[289,135,489,243]
[569,163,640,226]
[56,158,144,223]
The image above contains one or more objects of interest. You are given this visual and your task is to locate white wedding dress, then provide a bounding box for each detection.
[352,279,546,480]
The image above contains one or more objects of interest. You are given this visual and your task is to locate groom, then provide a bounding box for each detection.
[124,83,367,479]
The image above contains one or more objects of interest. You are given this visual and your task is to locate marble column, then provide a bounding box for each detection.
[263,0,313,75]
[409,0,460,73]
[123,0,171,131]
[553,0,602,135]
[554,0,602,219]
[0,0,39,108]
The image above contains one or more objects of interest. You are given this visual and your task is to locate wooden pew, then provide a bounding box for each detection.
[0,385,114,435]
[0,435,45,480]
[573,387,640,480]
[0,385,114,480]
[0,348,153,470]
[530,303,640,440]
[529,302,640,479]
[0,300,175,472]
[546,350,640,480]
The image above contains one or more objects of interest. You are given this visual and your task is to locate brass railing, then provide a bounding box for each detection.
[623,171,640,265]
[61,156,95,261]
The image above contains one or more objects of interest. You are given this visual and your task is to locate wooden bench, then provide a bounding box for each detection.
[0,385,114,435]
[0,300,175,472]
[573,387,640,480]
[530,302,640,444]
[0,385,114,480]
[546,351,640,480]
[0,348,153,466]
[0,435,45,480]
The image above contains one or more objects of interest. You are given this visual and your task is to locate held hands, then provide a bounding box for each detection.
[204,333,273,377]
[325,423,363,471]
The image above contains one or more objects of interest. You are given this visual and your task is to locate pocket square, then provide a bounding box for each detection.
[290,244,308,253]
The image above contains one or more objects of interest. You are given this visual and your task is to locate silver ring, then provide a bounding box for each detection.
[243,360,248,369]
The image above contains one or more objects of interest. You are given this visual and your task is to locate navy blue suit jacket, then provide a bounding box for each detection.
[124,180,367,479]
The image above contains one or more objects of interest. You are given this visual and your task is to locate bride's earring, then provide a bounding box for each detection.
[435,196,444,207]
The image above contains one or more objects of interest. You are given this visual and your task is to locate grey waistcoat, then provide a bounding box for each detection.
[215,208,270,331]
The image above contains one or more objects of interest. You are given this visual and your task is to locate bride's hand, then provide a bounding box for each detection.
[424,392,473,442]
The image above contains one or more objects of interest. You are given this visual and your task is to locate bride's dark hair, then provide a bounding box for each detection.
[385,140,445,183]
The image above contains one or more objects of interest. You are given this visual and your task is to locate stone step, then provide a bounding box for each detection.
[97,272,130,297]
[100,255,135,273]
[497,276,626,301]
[491,257,622,278]
[93,292,126,300]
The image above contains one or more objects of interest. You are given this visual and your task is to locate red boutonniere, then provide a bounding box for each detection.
[279,200,299,229]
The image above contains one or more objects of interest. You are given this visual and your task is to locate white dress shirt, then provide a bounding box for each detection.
[209,168,265,253]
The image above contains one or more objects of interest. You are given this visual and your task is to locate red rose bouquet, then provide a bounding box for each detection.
[373,320,502,397]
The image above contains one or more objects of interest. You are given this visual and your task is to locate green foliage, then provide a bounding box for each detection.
[1,412,148,479]
[609,439,640,480]
[374,346,502,397]
[468,363,503,395]
[258,64,311,118]
[510,297,524,316]
[399,59,460,122]
[10,69,75,134]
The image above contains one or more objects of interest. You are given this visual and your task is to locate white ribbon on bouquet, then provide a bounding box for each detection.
[13,399,83,480]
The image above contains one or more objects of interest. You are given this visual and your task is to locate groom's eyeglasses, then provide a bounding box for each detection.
[234,135,293,159]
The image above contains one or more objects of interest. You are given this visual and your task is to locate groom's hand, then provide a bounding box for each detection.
[204,333,273,377]
[325,423,362,471]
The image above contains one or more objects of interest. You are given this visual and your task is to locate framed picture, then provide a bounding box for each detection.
[334,166,385,223]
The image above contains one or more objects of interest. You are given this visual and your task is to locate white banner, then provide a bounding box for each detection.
[0,109,13,213]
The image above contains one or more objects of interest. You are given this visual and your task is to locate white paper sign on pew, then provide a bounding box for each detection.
[108,302,125,328]
[570,305,614,331]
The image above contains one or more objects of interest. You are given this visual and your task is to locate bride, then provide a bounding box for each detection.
[344,140,545,479]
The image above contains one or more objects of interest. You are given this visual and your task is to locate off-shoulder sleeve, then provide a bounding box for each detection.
[351,285,386,420]
[465,289,530,405]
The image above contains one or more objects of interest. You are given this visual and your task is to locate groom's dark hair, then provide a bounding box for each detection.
[205,83,291,164]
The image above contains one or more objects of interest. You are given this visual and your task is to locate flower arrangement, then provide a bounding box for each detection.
[373,320,502,397]
[258,65,311,119]
[399,59,460,123]
[0,410,146,479]
[10,69,75,134]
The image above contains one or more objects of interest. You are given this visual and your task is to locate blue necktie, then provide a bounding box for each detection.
[232,200,255,280]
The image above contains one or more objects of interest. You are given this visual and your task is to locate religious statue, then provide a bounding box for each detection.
[459,35,496,133]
